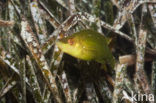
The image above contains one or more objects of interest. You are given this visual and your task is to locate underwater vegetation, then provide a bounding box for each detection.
[0,0,156,103]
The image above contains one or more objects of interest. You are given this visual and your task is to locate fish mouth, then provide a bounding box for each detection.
[55,40,63,48]
[55,39,69,51]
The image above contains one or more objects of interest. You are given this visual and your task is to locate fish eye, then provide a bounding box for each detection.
[68,38,74,45]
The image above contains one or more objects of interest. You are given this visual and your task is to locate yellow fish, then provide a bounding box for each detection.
[56,29,115,69]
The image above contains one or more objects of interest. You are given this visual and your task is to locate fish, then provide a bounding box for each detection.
[56,29,115,69]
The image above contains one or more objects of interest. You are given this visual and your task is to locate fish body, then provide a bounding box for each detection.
[56,29,115,69]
